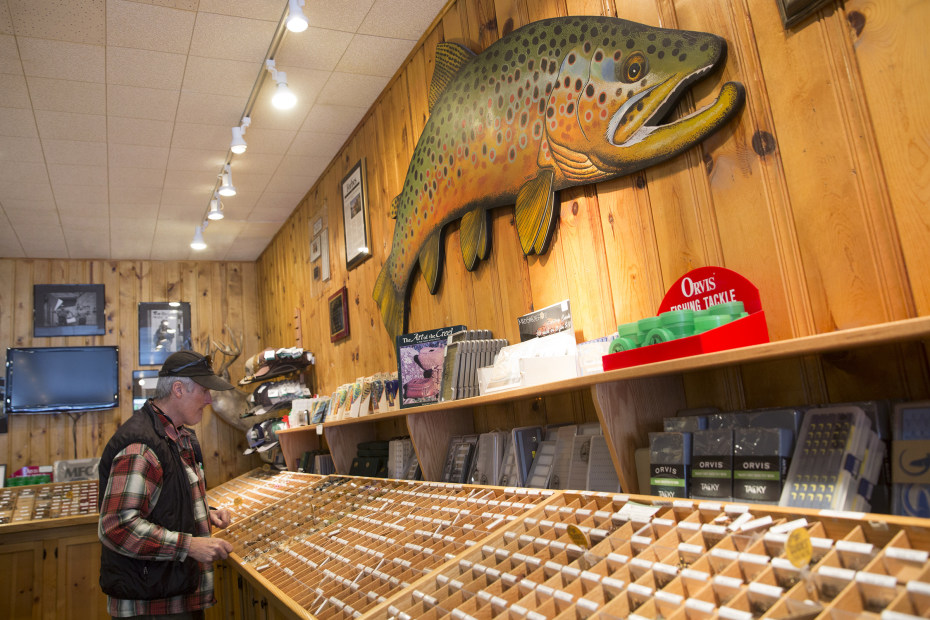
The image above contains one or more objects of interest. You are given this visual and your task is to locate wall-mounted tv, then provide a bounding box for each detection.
[5,346,119,414]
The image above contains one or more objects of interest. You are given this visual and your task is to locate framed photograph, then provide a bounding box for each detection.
[328,287,349,342]
[341,159,371,269]
[312,216,323,236]
[131,369,159,410]
[33,284,105,337]
[138,302,191,366]
[310,234,322,261]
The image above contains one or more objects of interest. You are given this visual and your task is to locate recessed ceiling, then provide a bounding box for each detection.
[0,0,447,261]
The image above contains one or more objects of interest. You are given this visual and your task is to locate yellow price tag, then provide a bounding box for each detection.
[786,527,812,568]
[566,524,589,549]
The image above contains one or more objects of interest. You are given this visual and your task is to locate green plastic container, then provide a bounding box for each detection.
[694,314,731,334]
[609,336,639,353]
[659,309,695,339]
[637,316,662,335]
[708,301,745,319]
[643,327,676,345]
[617,321,644,348]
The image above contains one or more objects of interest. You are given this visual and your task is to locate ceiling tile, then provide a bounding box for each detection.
[219,188,258,214]
[273,26,353,72]
[55,184,109,205]
[0,33,22,74]
[19,226,69,258]
[171,123,230,151]
[0,135,44,162]
[175,91,245,125]
[35,110,106,142]
[48,163,107,187]
[248,94,311,131]
[229,170,272,193]
[0,107,37,138]
[166,147,226,172]
[305,0,374,32]
[337,33,414,77]
[108,185,161,205]
[1,197,56,212]
[163,168,216,191]
[275,154,329,178]
[240,127,295,155]
[189,12,276,62]
[63,229,111,259]
[0,161,48,184]
[17,37,105,82]
[302,104,365,135]
[111,214,156,234]
[288,130,346,157]
[0,73,29,108]
[8,0,106,45]
[60,214,109,232]
[0,3,13,35]
[197,0,283,20]
[3,207,60,227]
[108,143,169,169]
[108,166,165,188]
[107,116,173,146]
[358,0,447,41]
[56,200,108,217]
[107,84,179,121]
[181,55,259,97]
[317,71,387,110]
[231,151,283,174]
[0,180,53,201]
[106,46,186,89]
[42,139,107,165]
[161,187,204,206]
[263,172,313,195]
[106,0,195,54]
[27,76,106,114]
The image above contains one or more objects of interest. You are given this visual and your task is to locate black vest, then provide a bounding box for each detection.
[98,401,201,600]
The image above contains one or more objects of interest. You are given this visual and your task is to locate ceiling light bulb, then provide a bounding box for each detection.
[218,164,237,197]
[272,80,297,110]
[207,195,224,220]
[190,226,206,250]
[286,0,309,33]
[230,126,247,154]
[266,59,297,110]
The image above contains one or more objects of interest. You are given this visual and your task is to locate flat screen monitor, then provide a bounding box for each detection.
[5,346,119,413]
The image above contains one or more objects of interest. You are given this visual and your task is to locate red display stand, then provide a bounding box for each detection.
[602,266,770,371]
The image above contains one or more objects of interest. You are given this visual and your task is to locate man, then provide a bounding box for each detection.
[98,350,236,619]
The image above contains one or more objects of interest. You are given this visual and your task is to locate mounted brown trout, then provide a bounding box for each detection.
[374,16,745,340]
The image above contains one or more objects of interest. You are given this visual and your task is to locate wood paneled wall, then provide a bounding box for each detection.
[0,259,263,488]
[260,0,929,418]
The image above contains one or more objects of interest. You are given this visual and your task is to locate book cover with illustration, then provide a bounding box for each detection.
[517,299,572,342]
[396,325,466,408]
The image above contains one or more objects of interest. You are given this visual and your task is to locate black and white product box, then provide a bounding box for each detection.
[516,299,572,342]
[649,432,691,498]
[689,429,733,501]
[733,427,792,503]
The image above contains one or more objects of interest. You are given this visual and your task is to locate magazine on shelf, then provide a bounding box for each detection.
[517,299,573,342]
[396,325,466,409]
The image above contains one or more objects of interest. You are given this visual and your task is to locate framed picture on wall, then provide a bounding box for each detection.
[138,302,191,366]
[341,159,371,270]
[328,287,349,342]
[33,284,105,337]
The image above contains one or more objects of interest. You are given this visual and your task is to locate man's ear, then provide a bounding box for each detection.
[172,380,185,398]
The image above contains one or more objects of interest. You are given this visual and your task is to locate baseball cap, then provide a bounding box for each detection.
[159,350,234,391]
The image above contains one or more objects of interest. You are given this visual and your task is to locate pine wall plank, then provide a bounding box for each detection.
[255,0,930,438]
[0,259,262,486]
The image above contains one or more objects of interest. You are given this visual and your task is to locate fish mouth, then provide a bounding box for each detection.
[607,63,724,148]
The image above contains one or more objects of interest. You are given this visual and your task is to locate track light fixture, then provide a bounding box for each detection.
[218,164,237,197]
[190,225,206,250]
[286,0,309,33]
[266,59,297,110]
[230,117,251,154]
[207,193,224,220]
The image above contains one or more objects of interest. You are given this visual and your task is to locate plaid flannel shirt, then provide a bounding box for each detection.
[98,408,214,617]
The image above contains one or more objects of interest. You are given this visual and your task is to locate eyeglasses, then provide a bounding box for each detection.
[166,355,212,374]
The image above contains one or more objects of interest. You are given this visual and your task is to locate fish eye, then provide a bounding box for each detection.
[620,52,648,83]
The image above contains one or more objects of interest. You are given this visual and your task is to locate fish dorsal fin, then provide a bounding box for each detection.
[429,42,476,112]
[515,170,557,256]
[418,231,444,294]
[460,207,490,271]
[389,195,400,219]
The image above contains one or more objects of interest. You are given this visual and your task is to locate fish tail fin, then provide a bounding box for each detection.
[418,231,444,294]
[515,170,557,255]
[460,207,490,271]
[373,262,405,340]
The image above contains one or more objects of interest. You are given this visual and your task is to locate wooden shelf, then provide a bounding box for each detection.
[276,317,930,489]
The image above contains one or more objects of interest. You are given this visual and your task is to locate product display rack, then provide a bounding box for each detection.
[0,479,97,527]
[209,469,930,620]
[206,466,322,515]
[276,316,930,492]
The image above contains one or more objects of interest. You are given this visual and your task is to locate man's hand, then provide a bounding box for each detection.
[209,507,232,529]
[187,536,234,562]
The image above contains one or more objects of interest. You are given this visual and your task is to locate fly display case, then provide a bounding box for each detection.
[209,470,930,620]
[205,466,322,517]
